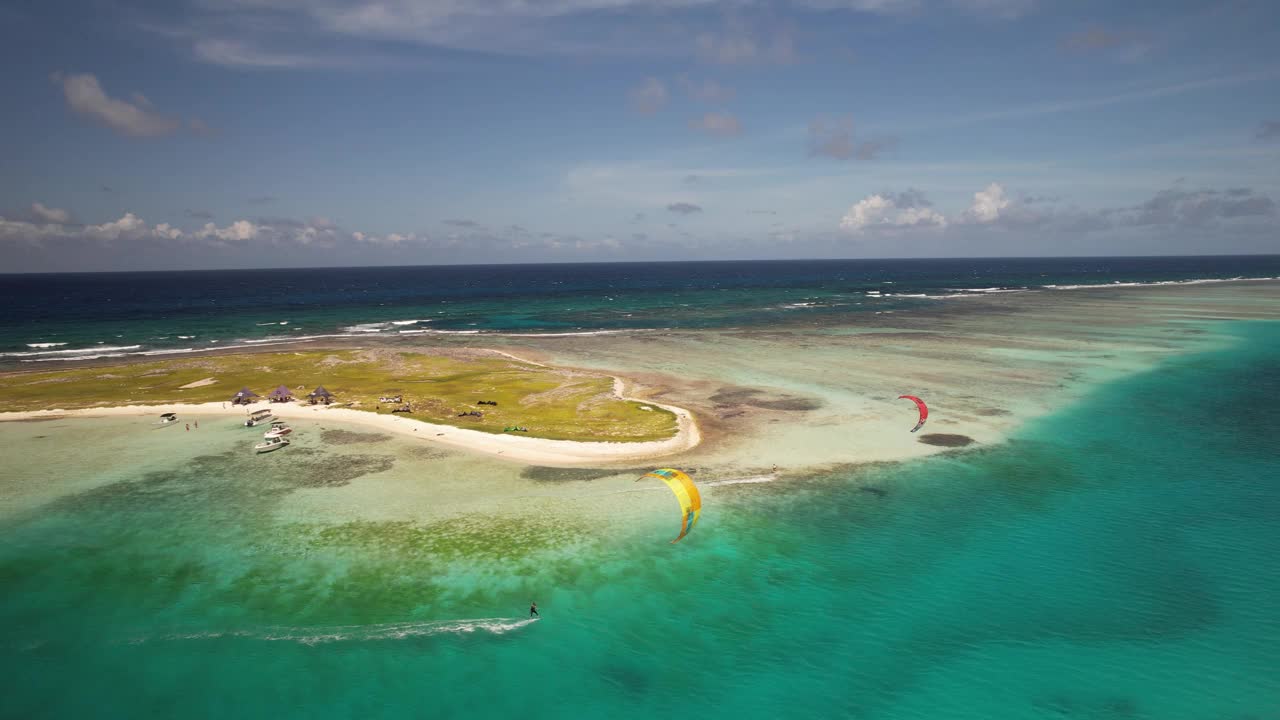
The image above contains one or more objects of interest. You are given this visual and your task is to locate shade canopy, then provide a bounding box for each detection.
[232,387,259,400]
[269,384,293,398]
[308,385,333,398]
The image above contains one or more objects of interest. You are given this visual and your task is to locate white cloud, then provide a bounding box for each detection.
[1126,187,1277,226]
[628,77,668,114]
[837,181,1277,241]
[195,39,316,69]
[689,112,742,136]
[195,219,259,243]
[51,72,184,138]
[153,0,1044,71]
[31,203,70,224]
[840,193,946,232]
[153,223,183,240]
[964,182,1010,223]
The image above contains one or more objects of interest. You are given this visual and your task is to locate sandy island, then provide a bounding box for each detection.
[0,375,700,468]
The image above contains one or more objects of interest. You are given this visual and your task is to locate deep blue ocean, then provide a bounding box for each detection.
[3,256,1278,365]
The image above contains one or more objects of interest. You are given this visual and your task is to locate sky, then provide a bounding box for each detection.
[1,0,1278,272]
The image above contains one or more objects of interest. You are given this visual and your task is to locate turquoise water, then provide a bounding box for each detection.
[2,321,1278,718]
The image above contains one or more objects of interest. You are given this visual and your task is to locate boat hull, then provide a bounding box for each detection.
[254,439,289,453]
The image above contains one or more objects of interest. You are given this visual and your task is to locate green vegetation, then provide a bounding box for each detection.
[0,348,678,442]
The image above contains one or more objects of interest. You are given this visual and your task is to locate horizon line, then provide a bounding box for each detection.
[5,252,1280,277]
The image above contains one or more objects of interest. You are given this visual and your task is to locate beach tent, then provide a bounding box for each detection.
[307,385,334,405]
[268,385,294,402]
[231,387,259,405]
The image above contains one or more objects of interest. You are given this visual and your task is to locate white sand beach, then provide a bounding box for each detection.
[0,391,700,467]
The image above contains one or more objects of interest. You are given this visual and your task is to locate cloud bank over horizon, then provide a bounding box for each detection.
[2,0,1279,270]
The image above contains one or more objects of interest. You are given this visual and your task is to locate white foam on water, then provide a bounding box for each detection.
[134,348,196,356]
[343,323,389,333]
[129,618,540,646]
[1044,276,1277,290]
[240,334,353,344]
[22,352,127,362]
[2,344,142,358]
[25,342,67,348]
[489,329,644,338]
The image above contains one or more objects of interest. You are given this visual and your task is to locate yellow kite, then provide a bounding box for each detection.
[638,468,702,543]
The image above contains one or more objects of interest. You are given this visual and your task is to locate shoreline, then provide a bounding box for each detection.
[2,281,1276,472]
[0,382,702,468]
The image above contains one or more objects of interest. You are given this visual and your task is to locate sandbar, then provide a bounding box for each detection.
[0,380,700,468]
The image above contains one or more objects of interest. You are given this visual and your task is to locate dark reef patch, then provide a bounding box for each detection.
[917,433,975,447]
[709,386,823,412]
[404,445,452,461]
[321,429,392,445]
[973,408,1011,417]
[289,453,396,488]
[522,466,648,483]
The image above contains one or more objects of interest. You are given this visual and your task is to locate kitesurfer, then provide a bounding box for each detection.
[530,601,539,618]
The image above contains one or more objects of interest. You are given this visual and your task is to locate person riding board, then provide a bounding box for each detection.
[529,601,539,618]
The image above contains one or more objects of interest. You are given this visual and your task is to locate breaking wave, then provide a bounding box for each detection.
[2,344,142,358]
[1044,276,1279,290]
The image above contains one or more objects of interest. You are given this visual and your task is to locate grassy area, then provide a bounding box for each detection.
[0,348,679,442]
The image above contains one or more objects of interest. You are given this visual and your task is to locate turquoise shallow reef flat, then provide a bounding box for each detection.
[2,322,1279,719]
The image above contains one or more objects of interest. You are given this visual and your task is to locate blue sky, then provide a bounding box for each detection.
[1,0,1278,271]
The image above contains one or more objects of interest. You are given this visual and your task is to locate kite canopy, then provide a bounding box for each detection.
[638,468,702,543]
[898,395,928,433]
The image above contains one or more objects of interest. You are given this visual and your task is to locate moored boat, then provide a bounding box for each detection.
[245,409,274,427]
[254,436,290,453]
[263,421,293,439]
[155,412,179,428]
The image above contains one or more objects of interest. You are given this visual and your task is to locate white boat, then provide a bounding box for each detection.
[245,409,274,427]
[254,436,290,453]
[263,421,293,439]
[154,412,179,428]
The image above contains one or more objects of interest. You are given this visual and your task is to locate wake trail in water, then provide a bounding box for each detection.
[120,617,540,646]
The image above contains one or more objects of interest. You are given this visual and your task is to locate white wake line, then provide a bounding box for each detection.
[120,617,540,646]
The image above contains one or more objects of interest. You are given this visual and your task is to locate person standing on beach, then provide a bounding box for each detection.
[530,601,539,618]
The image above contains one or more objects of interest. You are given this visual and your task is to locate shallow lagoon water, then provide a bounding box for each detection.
[2,316,1278,718]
